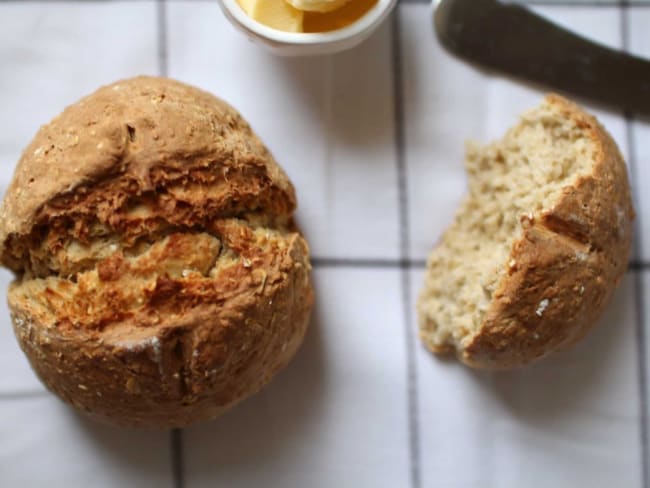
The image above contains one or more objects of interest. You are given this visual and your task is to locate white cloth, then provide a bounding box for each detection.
[0,2,648,487]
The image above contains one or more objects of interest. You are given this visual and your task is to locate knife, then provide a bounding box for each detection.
[433,0,650,116]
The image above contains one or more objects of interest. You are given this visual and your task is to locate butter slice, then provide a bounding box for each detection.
[238,0,304,32]
[287,0,348,13]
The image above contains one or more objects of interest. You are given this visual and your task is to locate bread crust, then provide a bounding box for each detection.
[10,232,311,427]
[0,76,294,245]
[424,95,634,369]
[0,77,313,427]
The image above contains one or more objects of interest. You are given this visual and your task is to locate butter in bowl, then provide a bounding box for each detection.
[218,0,397,56]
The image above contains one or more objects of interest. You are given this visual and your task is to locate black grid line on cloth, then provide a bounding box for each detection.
[170,429,185,488]
[157,0,168,77]
[157,1,183,486]
[0,390,48,400]
[311,257,427,269]
[391,8,421,488]
[0,0,164,2]
[630,262,650,272]
[311,258,648,270]
[621,3,649,487]
[626,111,650,488]
[401,0,650,6]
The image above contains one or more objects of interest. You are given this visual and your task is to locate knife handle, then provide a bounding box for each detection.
[434,0,650,116]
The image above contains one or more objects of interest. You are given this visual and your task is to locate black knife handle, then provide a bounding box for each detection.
[434,0,650,116]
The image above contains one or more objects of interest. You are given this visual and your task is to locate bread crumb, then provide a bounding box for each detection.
[149,336,161,354]
[575,251,588,261]
[535,299,550,317]
[78,384,88,391]
[616,207,626,237]
[126,378,139,393]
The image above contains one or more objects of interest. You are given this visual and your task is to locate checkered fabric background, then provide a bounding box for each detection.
[0,1,649,487]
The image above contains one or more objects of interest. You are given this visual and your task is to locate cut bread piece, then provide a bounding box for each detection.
[418,95,634,369]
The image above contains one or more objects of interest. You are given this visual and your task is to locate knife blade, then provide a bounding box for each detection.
[433,0,650,116]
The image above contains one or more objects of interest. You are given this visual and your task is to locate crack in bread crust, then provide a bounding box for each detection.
[3,162,295,277]
[13,221,297,331]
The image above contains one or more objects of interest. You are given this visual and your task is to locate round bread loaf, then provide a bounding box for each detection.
[418,95,634,369]
[0,76,313,427]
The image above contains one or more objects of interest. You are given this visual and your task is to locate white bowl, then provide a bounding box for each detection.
[218,0,397,56]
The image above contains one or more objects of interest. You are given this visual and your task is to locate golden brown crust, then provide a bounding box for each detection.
[11,232,311,428]
[0,77,313,427]
[0,76,295,271]
[461,95,634,369]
